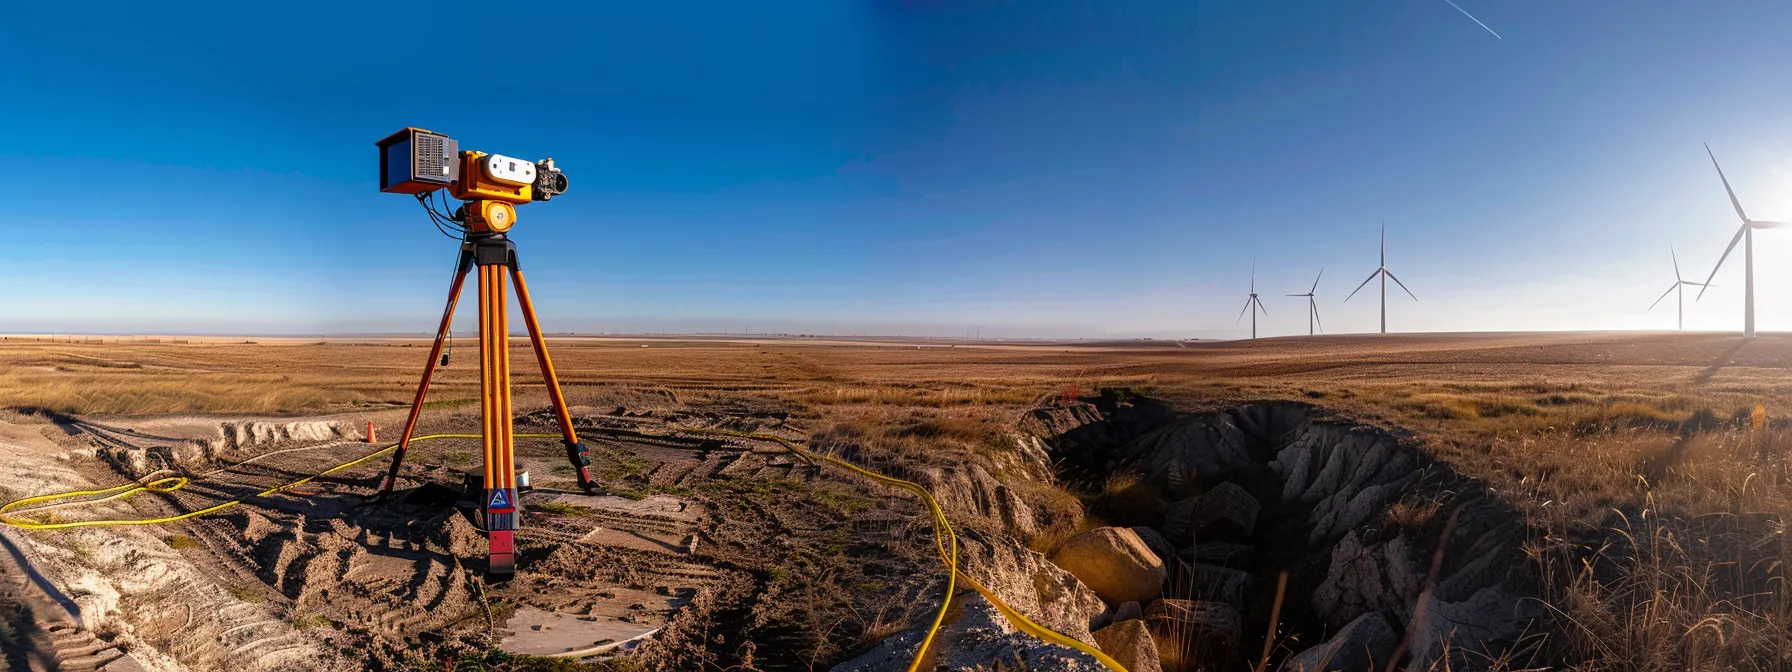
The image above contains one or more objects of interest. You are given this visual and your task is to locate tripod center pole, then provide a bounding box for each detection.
[473,229,520,576]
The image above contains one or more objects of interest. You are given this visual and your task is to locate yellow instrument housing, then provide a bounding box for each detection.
[450,151,533,204]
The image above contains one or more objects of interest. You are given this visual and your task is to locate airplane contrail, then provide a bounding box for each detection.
[1442,0,1502,39]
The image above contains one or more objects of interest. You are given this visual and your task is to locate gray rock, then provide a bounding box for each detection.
[1179,541,1254,568]
[1187,563,1254,607]
[1433,528,1519,603]
[1114,600,1143,623]
[1407,586,1530,670]
[1092,619,1164,672]
[831,595,1104,672]
[1279,611,1398,672]
[1312,531,1422,629]
[962,533,1107,643]
[1119,416,1255,492]
[1270,427,1326,501]
[1308,472,1416,545]
[1131,526,1179,568]
[1162,482,1260,543]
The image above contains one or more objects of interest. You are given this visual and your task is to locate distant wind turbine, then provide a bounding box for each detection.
[1648,244,1710,331]
[1287,269,1324,336]
[1697,144,1787,339]
[1345,223,1417,334]
[1236,260,1268,339]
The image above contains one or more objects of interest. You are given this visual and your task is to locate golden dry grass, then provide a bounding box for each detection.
[6,330,1792,668]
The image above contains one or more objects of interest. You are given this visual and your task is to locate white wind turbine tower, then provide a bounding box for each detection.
[1236,260,1268,339]
[1287,269,1323,336]
[1344,223,1417,333]
[1648,244,1710,331]
[1697,144,1787,339]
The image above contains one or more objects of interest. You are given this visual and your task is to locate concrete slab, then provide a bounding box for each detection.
[100,653,150,672]
[500,590,683,658]
[577,527,690,554]
[532,492,704,522]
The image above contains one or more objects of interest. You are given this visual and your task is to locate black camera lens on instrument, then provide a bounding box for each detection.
[532,158,568,201]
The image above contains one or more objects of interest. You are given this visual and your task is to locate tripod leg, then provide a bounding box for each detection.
[509,267,596,493]
[379,251,472,498]
[480,264,519,576]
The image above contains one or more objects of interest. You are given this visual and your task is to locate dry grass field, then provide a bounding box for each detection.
[3,330,1790,670]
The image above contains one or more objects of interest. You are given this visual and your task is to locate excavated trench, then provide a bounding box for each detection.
[1030,393,1542,672]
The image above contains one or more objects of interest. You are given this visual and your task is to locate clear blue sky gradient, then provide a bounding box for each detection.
[5,1,1792,338]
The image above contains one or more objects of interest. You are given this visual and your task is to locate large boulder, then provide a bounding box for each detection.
[1092,619,1164,672]
[1280,611,1398,672]
[1051,527,1167,606]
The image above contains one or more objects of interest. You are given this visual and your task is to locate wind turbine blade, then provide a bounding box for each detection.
[1380,221,1386,268]
[1344,269,1379,303]
[1442,0,1503,39]
[1671,243,1681,282]
[1286,293,1306,297]
[1706,144,1750,223]
[1648,283,1677,311]
[1237,298,1252,323]
[1257,298,1268,316]
[1311,299,1323,333]
[1386,269,1418,301]
[1250,258,1256,293]
[1751,221,1789,228]
[1698,224,1746,299]
[1311,268,1324,294]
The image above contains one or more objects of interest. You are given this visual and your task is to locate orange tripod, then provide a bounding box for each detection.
[378,230,595,576]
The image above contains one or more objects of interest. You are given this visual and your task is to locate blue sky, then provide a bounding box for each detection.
[4,1,1792,338]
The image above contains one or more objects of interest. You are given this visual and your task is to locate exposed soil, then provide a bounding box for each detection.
[0,393,945,671]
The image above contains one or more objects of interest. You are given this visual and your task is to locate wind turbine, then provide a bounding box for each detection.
[1236,260,1268,339]
[1697,144,1786,339]
[1648,244,1710,331]
[1287,269,1324,336]
[1344,222,1417,333]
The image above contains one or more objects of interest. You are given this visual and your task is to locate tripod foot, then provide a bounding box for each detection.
[564,440,599,493]
[488,530,515,576]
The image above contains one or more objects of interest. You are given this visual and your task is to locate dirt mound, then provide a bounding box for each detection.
[94,420,357,476]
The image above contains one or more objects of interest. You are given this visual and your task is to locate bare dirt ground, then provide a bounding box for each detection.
[0,331,1788,671]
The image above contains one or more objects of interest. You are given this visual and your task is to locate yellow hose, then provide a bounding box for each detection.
[0,433,553,529]
[0,429,1127,671]
[682,428,1128,672]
